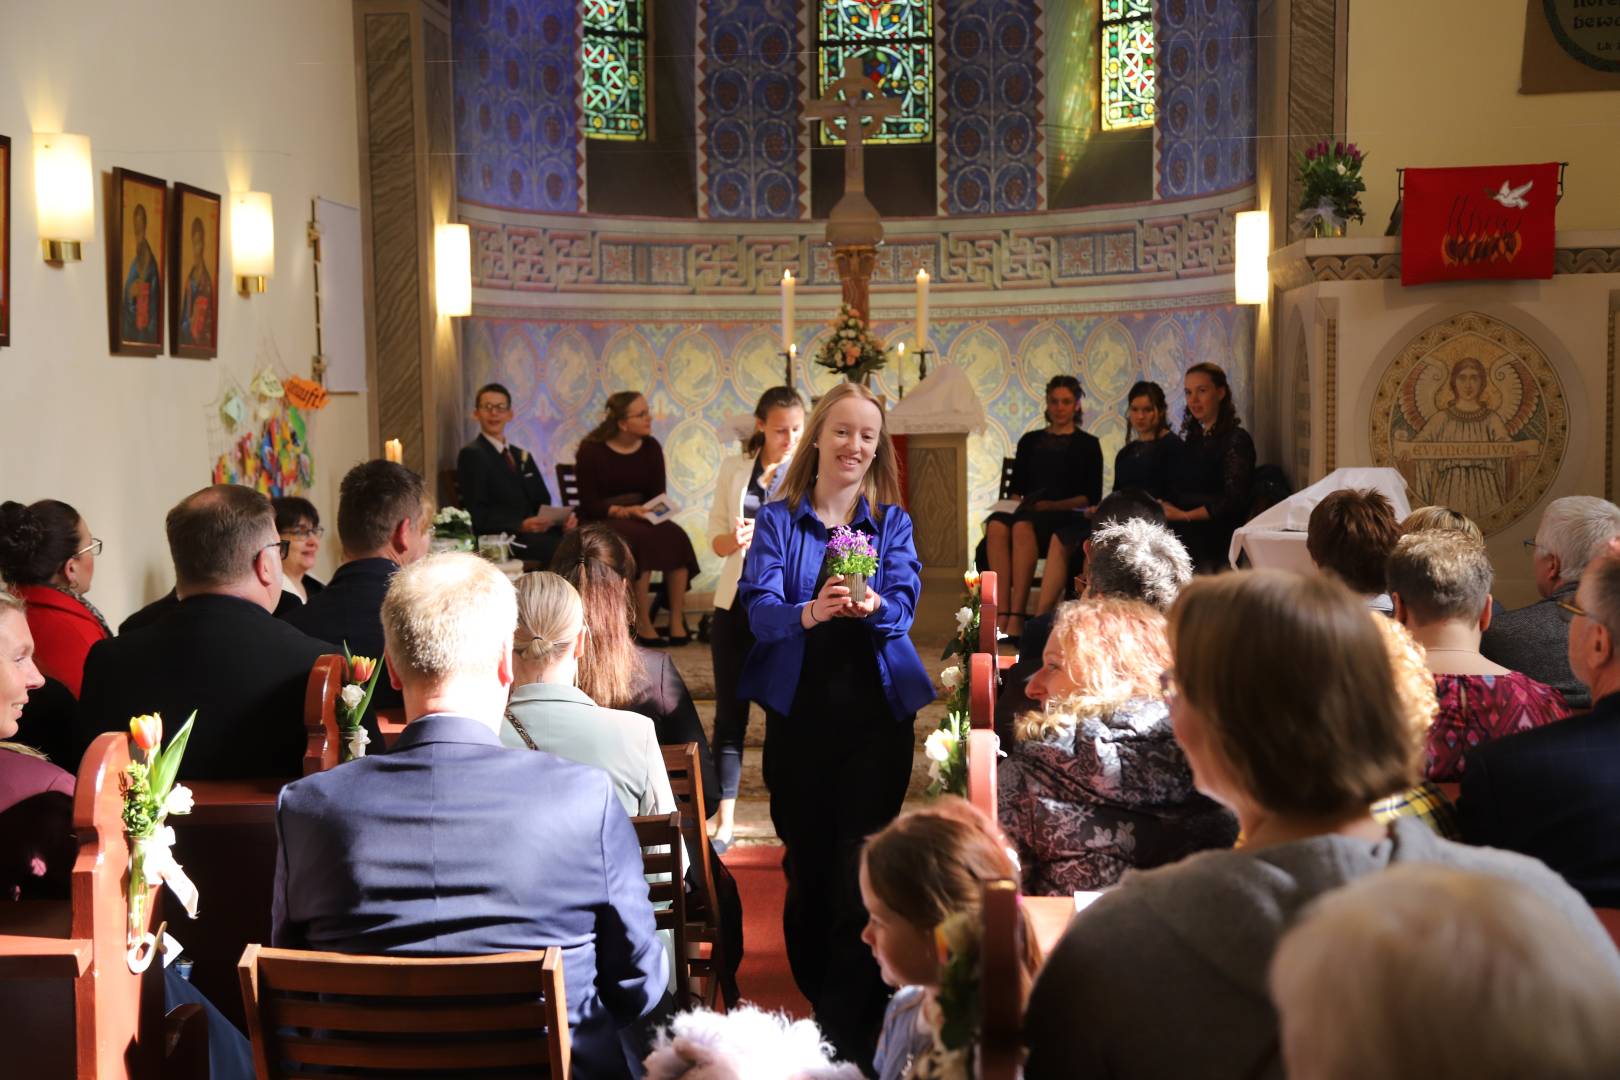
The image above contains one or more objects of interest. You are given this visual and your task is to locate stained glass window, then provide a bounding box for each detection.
[817,0,933,145]
[1101,0,1155,131]
[583,0,648,140]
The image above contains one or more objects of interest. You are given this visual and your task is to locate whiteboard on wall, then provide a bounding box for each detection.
[314,197,367,393]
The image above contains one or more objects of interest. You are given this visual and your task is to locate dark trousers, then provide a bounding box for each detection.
[709,603,757,800]
[512,528,564,568]
[764,703,914,1071]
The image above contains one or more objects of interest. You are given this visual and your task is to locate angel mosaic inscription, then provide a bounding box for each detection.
[1370,312,1567,535]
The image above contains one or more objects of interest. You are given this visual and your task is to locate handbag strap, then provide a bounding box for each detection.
[505,708,540,752]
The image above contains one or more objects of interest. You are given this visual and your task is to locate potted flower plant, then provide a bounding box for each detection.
[815,304,889,385]
[431,506,475,553]
[1296,140,1367,238]
[825,525,879,604]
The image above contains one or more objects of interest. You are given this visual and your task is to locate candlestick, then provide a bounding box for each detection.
[914,268,930,352]
[896,341,907,400]
[783,343,797,388]
[384,438,403,464]
[781,269,796,353]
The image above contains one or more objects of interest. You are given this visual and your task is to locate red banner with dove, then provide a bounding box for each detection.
[1400,162,1558,286]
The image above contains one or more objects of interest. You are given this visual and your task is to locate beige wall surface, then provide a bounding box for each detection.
[0,1,370,624]
[1346,0,1620,234]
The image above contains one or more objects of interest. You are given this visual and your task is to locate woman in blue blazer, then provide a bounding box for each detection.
[737,381,935,1068]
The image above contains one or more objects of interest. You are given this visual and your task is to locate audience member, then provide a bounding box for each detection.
[0,590,73,901]
[999,598,1236,894]
[0,499,111,697]
[1481,495,1620,709]
[272,554,667,1080]
[75,485,334,778]
[1399,504,1484,543]
[1461,548,1620,905]
[1022,569,1617,1080]
[574,392,699,644]
[1367,617,1458,838]
[271,495,325,617]
[117,587,180,635]
[1270,865,1620,1080]
[1161,362,1255,573]
[456,381,575,567]
[1387,531,1569,780]
[286,459,432,743]
[1306,488,1401,614]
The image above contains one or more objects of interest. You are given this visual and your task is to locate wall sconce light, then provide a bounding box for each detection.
[1234,210,1269,306]
[34,133,94,263]
[435,223,472,317]
[231,191,274,295]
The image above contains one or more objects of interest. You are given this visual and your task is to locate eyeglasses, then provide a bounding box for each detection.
[476,402,511,414]
[260,539,291,563]
[1522,538,1545,555]
[283,526,325,540]
[1556,598,1589,621]
[1158,668,1180,702]
[74,538,104,558]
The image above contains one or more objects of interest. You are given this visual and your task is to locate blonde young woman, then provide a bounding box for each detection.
[706,386,805,851]
[998,597,1236,895]
[735,381,935,1067]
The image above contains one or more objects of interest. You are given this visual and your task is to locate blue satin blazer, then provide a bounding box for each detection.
[737,496,936,722]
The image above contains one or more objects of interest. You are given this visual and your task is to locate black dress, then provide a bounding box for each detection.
[1166,423,1257,573]
[986,428,1105,548]
[1112,433,1182,498]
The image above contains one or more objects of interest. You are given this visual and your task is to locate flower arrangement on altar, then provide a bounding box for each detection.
[815,304,888,384]
[926,569,980,796]
[1296,140,1367,238]
[122,711,199,971]
[432,506,475,552]
[907,911,982,1080]
[339,646,385,761]
[825,525,879,603]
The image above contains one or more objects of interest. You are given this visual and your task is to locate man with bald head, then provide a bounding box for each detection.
[74,484,335,777]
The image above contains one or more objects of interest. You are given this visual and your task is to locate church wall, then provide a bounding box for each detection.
[0,0,369,624]
[1154,0,1257,200]
[1346,0,1620,233]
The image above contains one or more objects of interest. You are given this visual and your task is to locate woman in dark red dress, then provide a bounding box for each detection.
[574,391,700,644]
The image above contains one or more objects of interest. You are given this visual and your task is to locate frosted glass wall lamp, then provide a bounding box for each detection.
[435,223,472,317]
[231,192,274,295]
[34,133,94,263]
[1234,210,1269,306]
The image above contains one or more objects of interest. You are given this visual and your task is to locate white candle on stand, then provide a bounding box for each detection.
[781,270,796,353]
[914,268,930,352]
[384,439,403,464]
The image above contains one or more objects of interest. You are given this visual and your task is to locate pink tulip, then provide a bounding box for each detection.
[130,714,162,752]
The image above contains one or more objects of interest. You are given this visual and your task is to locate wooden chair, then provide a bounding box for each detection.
[0,732,196,1078]
[555,462,580,508]
[168,654,344,1027]
[238,945,572,1079]
[998,457,1017,502]
[631,812,690,1007]
[977,879,1022,1080]
[967,729,1001,828]
[660,742,726,1011]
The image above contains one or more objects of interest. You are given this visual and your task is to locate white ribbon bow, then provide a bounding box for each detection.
[347,726,371,760]
[126,824,199,973]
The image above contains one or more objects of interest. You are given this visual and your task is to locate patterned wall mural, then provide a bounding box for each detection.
[453,0,584,212]
[461,303,1254,591]
[1154,0,1256,199]
[937,0,1046,215]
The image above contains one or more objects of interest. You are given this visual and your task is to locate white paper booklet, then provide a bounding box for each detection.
[641,494,678,524]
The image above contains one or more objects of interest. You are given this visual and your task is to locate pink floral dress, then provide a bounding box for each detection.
[1424,672,1570,781]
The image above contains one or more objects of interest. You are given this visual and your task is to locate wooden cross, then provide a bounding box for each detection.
[805,57,901,196]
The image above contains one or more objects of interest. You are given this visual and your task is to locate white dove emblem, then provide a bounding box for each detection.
[1492,180,1533,210]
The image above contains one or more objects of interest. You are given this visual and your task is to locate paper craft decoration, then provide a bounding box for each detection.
[251,367,285,399]
[284,375,330,411]
[212,404,314,497]
[219,388,246,430]
[1401,162,1559,286]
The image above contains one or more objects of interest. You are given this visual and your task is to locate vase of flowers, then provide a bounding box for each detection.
[826,524,879,604]
[815,304,888,385]
[123,711,199,971]
[1295,140,1367,238]
[338,646,385,762]
[431,506,476,553]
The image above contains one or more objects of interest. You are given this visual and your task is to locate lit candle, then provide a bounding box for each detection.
[384,439,403,464]
[781,269,796,353]
[914,268,930,352]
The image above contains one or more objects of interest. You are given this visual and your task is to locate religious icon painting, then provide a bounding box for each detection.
[169,183,221,359]
[107,167,167,356]
[0,135,11,347]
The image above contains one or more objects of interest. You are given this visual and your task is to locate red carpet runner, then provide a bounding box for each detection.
[721,844,812,1018]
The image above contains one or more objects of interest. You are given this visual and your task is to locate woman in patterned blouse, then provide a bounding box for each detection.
[1386,530,1570,781]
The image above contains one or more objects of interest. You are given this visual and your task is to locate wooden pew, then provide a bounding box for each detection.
[0,733,173,1077]
[978,879,1022,1080]
[969,652,997,731]
[967,728,1001,828]
[661,742,726,1011]
[976,571,1017,672]
[167,653,343,1028]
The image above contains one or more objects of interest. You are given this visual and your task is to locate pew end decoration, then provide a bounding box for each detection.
[825,525,879,603]
[913,911,982,1078]
[814,303,888,384]
[122,710,199,972]
[338,646,384,761]
[928,568,981,797]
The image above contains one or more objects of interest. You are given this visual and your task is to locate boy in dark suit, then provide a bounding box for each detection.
[456,382,575,566]
[273,553,665,1080]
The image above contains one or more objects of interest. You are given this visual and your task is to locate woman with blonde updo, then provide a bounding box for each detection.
[502,571,679,822]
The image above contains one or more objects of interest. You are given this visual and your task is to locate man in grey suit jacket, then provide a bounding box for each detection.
[1482,496,1620,710]
[272,553,666,1080]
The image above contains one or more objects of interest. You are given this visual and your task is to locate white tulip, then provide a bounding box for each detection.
[162,784,195,817]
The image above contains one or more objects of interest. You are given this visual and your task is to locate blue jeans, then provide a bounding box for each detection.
[708,602,755,801]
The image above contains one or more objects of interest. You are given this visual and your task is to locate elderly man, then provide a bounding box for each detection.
[272,553,666,1080]
[1461,548,1620,906]
[75,484,334,777]
[1482,496,1620,709]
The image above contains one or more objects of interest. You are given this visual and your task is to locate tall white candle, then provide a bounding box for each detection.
[781,269,796,353]
[915,268,930,352]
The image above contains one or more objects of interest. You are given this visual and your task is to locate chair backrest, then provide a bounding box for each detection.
[303,654,344,776]
[977,571,999,654]
[998,457,1016,501]
[437,467,462,510]
[238,944,571,1079]
[632,812,689,1005]
[967,729,1000,828]
[659,742,719,924]
[977,879,1021,1080]
[555,462,580,508]
[969,653,996,731]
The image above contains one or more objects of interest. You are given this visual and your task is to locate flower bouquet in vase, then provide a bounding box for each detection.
[826,525,879,603]
[431,506,476,553]
[122,711,199,972]
[814,304,888,385]
[1295,140,1367,238]
[338,646,385,761]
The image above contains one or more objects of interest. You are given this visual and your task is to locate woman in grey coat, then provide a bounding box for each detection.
[1023,569,1620,1080]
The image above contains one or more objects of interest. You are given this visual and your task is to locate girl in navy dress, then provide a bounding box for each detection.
[737,382,935,1068]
